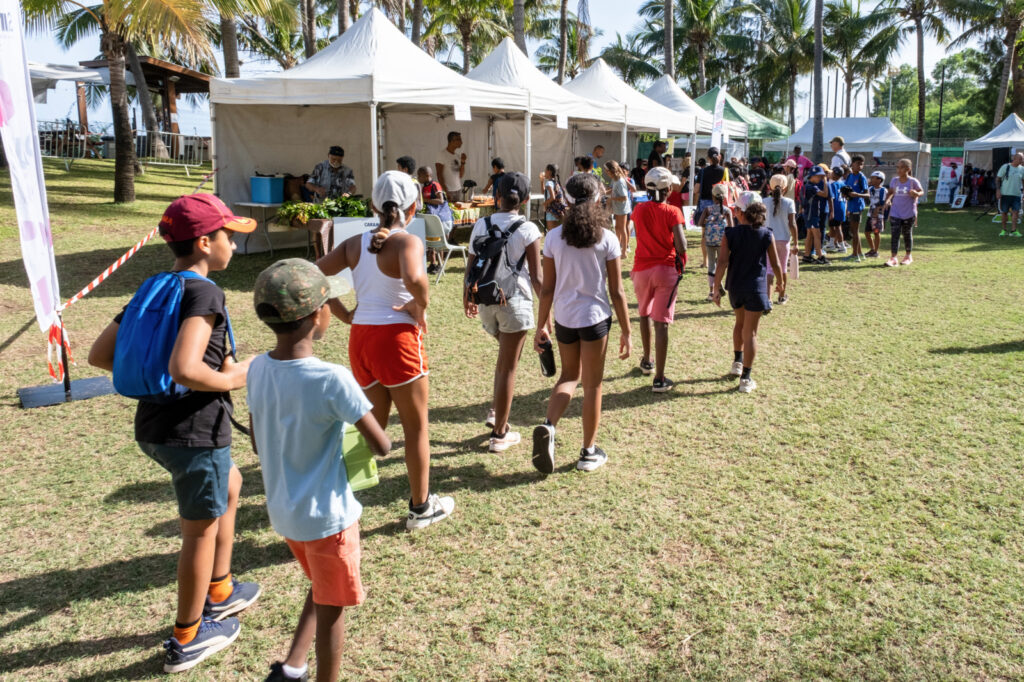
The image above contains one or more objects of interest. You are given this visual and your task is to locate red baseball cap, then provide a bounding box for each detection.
[159,193,257,242]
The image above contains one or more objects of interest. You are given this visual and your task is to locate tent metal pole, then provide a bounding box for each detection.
[209,103,217,195]
[369,101,379,181]
[487,116,494,163]
[621,105,628,163]
[688,131,696,208]
[525,110,532,220]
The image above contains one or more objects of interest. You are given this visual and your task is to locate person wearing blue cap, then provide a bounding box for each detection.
[800,165,832,266]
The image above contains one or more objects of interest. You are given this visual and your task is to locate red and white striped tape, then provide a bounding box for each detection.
[59,226,159,311]
[46,318,74,382]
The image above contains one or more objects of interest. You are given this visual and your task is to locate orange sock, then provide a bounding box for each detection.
[173,618,201,644]
[208,573,233,603]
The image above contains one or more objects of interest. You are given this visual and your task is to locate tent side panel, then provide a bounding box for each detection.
[384,112,492,196]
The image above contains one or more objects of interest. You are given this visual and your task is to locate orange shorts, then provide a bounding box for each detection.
[285,523,364,607]
[349,323,429,389]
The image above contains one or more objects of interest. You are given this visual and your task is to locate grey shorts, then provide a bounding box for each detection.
[138,442,234,521]
[479,296,534,338]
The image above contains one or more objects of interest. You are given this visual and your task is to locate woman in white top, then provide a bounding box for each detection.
[605,160,632,255]
[318,171,454,530]
[531,174,632,474]
[763,174,798,304]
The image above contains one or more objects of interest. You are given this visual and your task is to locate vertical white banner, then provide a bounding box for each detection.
[0,1,60,332]
[710,88,727,150]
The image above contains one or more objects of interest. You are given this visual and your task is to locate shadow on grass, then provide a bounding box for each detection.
[104,464,264,505]
[0,539,292,640]
[0,628,165,678]
[929,340,1024,355]
[144,501,271,538]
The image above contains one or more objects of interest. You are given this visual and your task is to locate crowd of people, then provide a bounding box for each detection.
[85,126,937,681]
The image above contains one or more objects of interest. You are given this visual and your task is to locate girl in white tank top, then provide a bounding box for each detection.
[351,229,415,326]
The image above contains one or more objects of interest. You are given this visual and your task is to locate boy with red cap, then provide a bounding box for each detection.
[89,194,262,673]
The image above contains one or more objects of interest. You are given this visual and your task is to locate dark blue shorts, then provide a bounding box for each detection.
[729,290,772,313]
[1000,195,1021,213]
[138,442,234,521]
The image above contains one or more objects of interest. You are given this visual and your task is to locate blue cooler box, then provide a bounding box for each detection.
[250,176,284,203]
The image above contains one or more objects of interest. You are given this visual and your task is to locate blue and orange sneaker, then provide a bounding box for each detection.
[204,577,261,621]
[163,616,240,673]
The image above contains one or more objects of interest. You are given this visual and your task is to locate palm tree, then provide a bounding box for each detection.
[537,16,600,79]
[943,0,1024,125]
[824,0,900,116]
[340,0,351,34]
[514,0,527,53]
[888,0,949,140]
[26,0,212,203]
[425,0,511,74]
[557,0,569,82]
[812,0,824,161]
[411,0,423,44]
[664,0,674,79]
[220,15,242,77]
[600,32,662,86]
[750,0,816,131]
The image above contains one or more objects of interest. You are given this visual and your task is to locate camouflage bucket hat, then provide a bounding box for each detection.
[254,258,350,324]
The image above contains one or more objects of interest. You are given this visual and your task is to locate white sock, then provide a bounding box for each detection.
[283,663,308,679]
[583,445,595,455]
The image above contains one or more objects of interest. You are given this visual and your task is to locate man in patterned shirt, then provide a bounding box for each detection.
[305,145,357,200]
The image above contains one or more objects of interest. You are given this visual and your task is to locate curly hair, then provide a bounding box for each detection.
[562,174,607,248]
[743,203,767,228]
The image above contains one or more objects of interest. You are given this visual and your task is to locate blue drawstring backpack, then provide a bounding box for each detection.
[113,270,236,403]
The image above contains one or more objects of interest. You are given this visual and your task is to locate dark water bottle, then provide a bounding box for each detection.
[539,339,556,377]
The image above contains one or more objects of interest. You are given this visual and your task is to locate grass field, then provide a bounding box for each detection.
[1,159,1023,681]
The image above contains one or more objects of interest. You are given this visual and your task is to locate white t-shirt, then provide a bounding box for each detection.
[830,150,851,170]
[468,212,543,300]
[763,196,796,241]
[542,225,621,328]
[611,178,631,215]
[436,149,462,194]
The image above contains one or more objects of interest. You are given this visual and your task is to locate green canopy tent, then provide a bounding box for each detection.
[694,86,790,142]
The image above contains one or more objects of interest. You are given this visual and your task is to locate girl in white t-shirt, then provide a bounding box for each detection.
[531,174,631,474]
[763,174,798,304]
[605,160,632,254]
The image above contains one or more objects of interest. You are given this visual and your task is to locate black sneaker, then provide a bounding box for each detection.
[801,256,816,264]
[639,359,654,375]
[266,661,309,681]
[427,264,438,275]
[652,377,675,393]
[816,256,831,265]
[531,424,555,474]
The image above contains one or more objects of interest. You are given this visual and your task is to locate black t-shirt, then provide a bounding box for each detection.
[115,276,233,447]
[490,172,506,201]
[699,164,726,200]
[647,151,664,168]
[630,166,646,189]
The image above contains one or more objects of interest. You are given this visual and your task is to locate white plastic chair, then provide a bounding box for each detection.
[423,214,467,283]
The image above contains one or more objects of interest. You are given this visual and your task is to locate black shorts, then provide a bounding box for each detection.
[729,290,772,313]
[829,219,844,228]
[555,317,612,344]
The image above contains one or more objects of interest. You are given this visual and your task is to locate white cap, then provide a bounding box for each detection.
[644,166,679,191]
[371,170,419,212]
[870,171,886,181]
[734,191,763,213]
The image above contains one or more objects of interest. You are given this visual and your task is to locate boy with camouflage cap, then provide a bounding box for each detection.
[247,258,391,682]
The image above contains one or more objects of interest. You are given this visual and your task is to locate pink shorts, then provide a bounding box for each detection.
[766,240,789,278]
[631,264,678,324]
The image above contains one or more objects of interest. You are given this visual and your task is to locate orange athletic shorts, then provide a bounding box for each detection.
[349,323,429,389]
[286,522,364,607]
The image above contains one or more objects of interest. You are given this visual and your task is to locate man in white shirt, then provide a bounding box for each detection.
[436,131,467,199]
[830,136,852,170]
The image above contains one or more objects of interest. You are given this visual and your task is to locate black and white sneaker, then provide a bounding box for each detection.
[639,359,654,375]
[652,377,675,393]
[531,424,555,474]
[576,446,608,472]
[163,617,240,673]
[266,661,309,681]
[406,494,455,531]
[816,256,832,266]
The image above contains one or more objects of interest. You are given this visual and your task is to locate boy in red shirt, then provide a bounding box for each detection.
[630,167,688,393]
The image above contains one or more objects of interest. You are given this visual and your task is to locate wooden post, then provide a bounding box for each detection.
[166,78,179,160]
[76,82,89,131]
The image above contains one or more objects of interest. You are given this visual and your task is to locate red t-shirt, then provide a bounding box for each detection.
[422,180,443,202]
[667,191,684,209]
[632,201,683,272]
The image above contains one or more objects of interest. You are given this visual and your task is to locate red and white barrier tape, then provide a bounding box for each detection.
[46,317,74,382]
[59,226,159,312]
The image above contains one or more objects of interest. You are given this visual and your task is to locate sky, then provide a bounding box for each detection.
[26,0,956,138]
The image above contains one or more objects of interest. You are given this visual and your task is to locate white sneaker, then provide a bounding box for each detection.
[406,493,455,530]
[531,424,555,474]
[729,361,743,377]
[484,408,496,429]
[576,446,608,472]
[488,429,521,453]
[837,243,848,254]
[738,377,757,393]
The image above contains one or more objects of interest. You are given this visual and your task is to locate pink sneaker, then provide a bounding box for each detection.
[885,256,899,267]
[900,255,913,266]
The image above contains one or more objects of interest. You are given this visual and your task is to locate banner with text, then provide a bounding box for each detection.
[710,88,727,150]
[0,0,61,331]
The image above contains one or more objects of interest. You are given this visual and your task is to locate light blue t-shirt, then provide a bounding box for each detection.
[248,354,372,542]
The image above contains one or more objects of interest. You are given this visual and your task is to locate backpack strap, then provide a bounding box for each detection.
[505,218,529,274]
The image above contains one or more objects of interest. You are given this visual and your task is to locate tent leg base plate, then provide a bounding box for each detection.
[18,376,115,408]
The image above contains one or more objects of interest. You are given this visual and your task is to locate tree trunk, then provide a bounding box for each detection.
[303,0,316,58]
[338,0,350,34]
[514,0,527,54]
[994,21,1019,125]
[462,29,472,74]
[1013,39,1024,118]
[865,77,872,116]
[220,14,241,78]
[915,17,925,141]
[557,0,568,84]
[697,43,706,94]
[845,71,852,117]
[789,67,797,132]
[411,0,423,45]
[102,31,136,203]
[125,44,170,161]
[812,0,823,162]
[398,0,406,34]
[664,0,674,79]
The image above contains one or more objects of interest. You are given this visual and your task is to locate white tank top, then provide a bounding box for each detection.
[351,229,415,326]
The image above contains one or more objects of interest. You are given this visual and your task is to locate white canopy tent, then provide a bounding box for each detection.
[28,62,112,103]
[563,59,697,164]
[467,38,625,181]
[963,114,1024,169]
[209,8,529,208]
